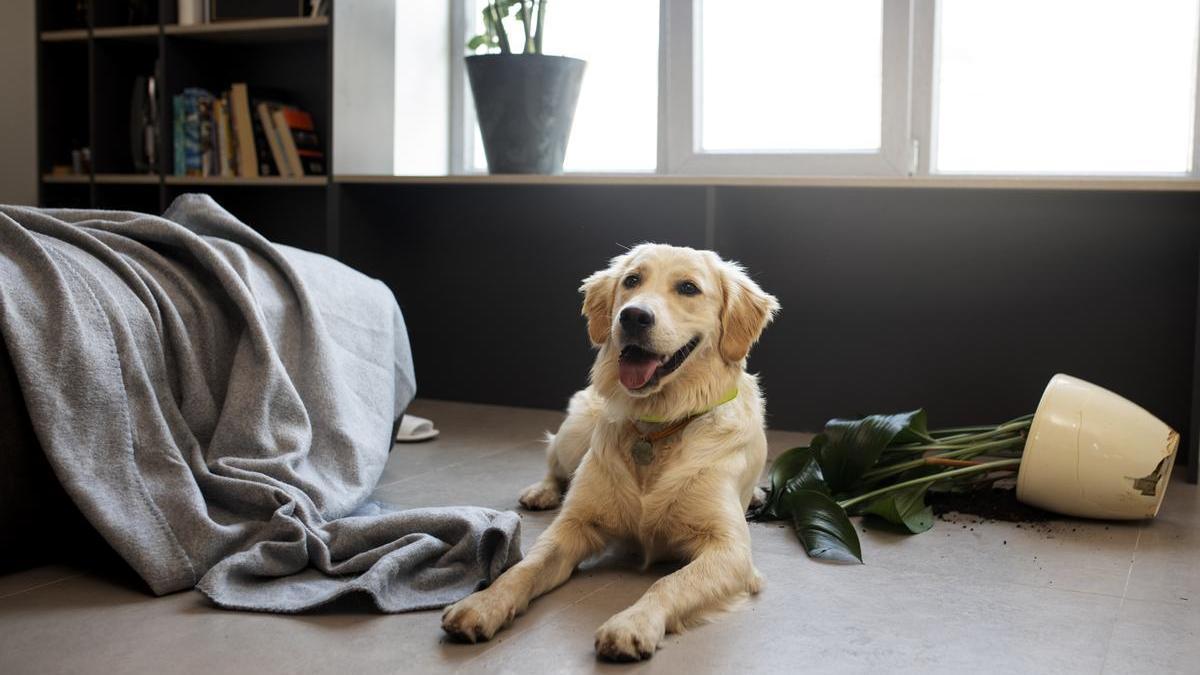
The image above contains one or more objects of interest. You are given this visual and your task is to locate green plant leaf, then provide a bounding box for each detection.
[466,34,490,50]
[751,445,828,520]
[815,410,928,494]
[860,484,934,533]
[782,489,863,564]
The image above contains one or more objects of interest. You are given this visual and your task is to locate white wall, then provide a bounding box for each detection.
[334,0,449,175]
[0,0,38,205]
[393,1,449,175]
[334,0,398,175]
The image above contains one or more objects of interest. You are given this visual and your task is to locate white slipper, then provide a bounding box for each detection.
[394,414,439,442]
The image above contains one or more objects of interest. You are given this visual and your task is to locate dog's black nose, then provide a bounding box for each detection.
[619,306,654,335]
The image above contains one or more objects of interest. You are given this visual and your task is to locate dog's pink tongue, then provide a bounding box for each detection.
[619,357,659,390]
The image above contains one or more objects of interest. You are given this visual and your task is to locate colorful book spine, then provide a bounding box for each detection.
[182,90,201,176]
[196,92,214,176]
[172,95,185,176]
[275,106,325,176]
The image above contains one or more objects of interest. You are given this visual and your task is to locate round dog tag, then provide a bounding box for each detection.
[631,439,654,465]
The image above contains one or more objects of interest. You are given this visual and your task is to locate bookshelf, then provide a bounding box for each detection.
[36,1,334,253]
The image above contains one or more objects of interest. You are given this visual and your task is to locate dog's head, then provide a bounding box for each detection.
[581,244,779,406]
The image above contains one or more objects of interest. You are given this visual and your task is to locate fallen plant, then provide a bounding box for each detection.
[748,410,1032,563]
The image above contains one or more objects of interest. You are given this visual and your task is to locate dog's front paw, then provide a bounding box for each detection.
[518,479,561,511]
[441,590,517,643]
[594,609,665,661]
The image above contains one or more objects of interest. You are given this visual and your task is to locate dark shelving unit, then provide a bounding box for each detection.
[36,1,334,253]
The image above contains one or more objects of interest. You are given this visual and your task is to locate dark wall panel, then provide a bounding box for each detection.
[714,187,1200,432]
[338,183,1199,442]
[339,184,708,409]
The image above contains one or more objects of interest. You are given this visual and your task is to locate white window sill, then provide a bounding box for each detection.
[332,174,1200,192]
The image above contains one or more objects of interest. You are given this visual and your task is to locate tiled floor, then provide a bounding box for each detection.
[1,399,1197,674]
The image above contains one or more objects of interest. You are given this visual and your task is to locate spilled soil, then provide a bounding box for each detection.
[927,487,1053,523]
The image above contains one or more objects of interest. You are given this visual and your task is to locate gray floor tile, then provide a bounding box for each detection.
[1100,597,1200,674]
[0,565,80,600]
[1,398,1197,674]
[374,439,548,514]
[850,516,1139,597]
[1153,473,1199,529]
[379,399,564,488]
[461,544,1124,675]
[1124,521,1200,607]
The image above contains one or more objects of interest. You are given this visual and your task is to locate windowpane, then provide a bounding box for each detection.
[700,0,882,152]
[472,0,658,172]
[935,0,1199,174]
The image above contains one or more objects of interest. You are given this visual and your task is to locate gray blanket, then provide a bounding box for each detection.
[0,195,521,612]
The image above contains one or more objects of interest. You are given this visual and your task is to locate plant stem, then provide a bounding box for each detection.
[521,0,534,53]
[928,413,1033,438]
[489,0,511,54]
[859,436,1026,483]
[880,434,1027,457]
[889,418,1032,451]
[838,458,1023,510]
[929,425,998,436]
[925,458,981,467]
[533,0,546,52]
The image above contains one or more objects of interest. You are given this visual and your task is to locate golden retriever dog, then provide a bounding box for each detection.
[441,243,779,661]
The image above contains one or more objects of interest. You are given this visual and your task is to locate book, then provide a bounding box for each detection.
[228,83,258,178]
[194,90,214,176]
[181,89,202,176]
[273,106,325,176]
[215,95,235,177]
[172,95,185,176]
[249,102,279,176]
[255,101,290,177]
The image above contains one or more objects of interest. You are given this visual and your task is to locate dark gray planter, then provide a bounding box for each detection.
[466,54,586,175]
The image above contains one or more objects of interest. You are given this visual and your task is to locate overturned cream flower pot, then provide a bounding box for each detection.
[1016,374,1179,520]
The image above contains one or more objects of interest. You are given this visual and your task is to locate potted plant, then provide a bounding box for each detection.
[751,374,1179,563]
[466,0,586,174]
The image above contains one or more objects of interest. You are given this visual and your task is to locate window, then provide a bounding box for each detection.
[699,0,882,152]
[664,0,912,175]
[934,0,1200,175]
[466,0,659,172]
[434,1,1200,179]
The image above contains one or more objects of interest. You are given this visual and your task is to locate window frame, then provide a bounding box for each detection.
[664,0,916,176]
[445,0,1200,179]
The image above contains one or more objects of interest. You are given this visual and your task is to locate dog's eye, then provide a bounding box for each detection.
[623,274,641,289]
[677,281,701,296]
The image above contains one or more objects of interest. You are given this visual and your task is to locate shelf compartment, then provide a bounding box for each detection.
[92,38,160,175]
[39,40,90,176]
[95,182,162,213]
[40,182,92,209]
[39,2,87,33]
[163,35,330,180]
[92,0,159,29]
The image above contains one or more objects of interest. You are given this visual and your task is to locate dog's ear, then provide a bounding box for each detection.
[580,267,617,347]
[718,260,779,363]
